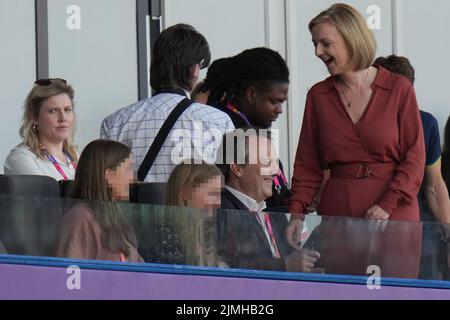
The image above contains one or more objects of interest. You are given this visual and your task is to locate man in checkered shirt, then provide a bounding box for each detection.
[101,24,234,182]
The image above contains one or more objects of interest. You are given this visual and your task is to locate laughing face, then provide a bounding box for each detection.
[311,21,353,75]
[238,136,279,203]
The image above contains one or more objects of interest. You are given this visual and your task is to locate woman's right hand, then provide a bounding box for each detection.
[307,195,318,213]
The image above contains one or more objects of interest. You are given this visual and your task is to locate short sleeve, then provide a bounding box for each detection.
[421,111,441,167]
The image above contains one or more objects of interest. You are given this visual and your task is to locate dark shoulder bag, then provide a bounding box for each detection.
[137,97,194,181]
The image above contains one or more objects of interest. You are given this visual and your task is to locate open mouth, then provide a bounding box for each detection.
[322,56,334,66]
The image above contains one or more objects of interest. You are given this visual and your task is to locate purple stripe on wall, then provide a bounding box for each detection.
[1,263,450,300]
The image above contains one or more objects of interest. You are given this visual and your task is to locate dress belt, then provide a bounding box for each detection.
[330,162,396,180]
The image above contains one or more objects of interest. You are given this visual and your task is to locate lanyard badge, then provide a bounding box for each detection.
[40,145,76,180]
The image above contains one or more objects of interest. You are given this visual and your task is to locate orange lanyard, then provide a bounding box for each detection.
[226,102,252,126]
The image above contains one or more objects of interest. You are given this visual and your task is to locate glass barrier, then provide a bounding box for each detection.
[0,194,449,283]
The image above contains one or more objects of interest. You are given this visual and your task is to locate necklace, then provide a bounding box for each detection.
[338,68,370,108]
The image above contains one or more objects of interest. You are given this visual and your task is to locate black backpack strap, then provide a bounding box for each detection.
[137,98,194,181]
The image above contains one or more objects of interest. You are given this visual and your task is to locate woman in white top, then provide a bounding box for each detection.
[4,78,78,181]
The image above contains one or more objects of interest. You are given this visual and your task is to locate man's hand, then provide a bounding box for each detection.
[285,217,304,250]
[366,205,389,220]
[285,249,322,273]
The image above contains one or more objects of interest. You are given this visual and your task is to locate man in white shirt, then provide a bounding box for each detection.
[216,128,321,272]
[101,24,234,182]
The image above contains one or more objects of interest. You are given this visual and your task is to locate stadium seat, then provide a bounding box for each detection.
[0,175,60,198]
[59,180,75,198]
[130,182,167,205]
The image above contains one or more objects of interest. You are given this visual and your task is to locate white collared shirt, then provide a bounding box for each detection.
[101,93,235,182]
[225,186,279,258]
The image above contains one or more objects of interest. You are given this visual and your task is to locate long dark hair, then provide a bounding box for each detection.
[71,139,137,256]
[204,57,234,107]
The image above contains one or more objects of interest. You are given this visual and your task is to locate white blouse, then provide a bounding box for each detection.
[4,144,76,181]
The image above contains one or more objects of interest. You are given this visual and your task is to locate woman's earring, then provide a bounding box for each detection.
[32,124,38,132]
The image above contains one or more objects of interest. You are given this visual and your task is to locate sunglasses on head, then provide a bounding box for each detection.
[34,78,67,86]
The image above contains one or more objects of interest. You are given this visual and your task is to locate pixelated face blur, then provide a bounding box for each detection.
[239,136,279,203]
[247,83,289,128]
[35,93,74,144]
[106,157,134,201]
[186,175,223,209]
[311,21,353,75]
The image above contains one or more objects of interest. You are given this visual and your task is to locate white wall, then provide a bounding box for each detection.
[396,0,450,140]
[0,0,36,173]
[47,0,139,156]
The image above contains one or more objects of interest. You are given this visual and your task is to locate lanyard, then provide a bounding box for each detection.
[273,170,289,193]
[255,212,281,259]
[40,145,76,181]
[226,102,252,126]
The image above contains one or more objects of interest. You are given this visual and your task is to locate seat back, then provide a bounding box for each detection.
[59,180,75,198]
[0,175,60,198]
[130,182,167,205]
[0,175,62,257]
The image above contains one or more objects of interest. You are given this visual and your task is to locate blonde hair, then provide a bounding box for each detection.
[309,3,377,71]
[165,159,223,266]
[166,160,223,207]
[19,79,78,161]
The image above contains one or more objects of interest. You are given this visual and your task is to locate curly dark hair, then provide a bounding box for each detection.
[204,47,289,107]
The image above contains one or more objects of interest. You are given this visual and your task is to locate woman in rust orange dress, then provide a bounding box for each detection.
[287,4,425,278]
